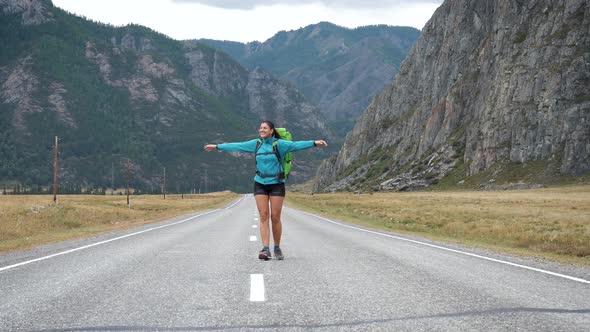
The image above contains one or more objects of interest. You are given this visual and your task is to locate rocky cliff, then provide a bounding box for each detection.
[0,0,52,25]
[315,0,590,192]
[200,22,420,136]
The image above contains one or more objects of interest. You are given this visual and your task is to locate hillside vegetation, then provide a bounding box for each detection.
[0,1,332,194]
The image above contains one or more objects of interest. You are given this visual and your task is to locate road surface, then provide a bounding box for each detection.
[1,195,589,331]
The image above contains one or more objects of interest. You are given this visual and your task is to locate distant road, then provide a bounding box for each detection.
[1,195,589,331]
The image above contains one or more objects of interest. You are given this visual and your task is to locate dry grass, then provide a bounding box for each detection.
[286,186,590,265]
[0,192,239,252]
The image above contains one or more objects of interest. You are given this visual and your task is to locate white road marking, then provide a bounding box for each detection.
[254,217,259,221]
[0,209,220,273]
[252,225,258,228]
[224,197,244,209]
[249,236,257,241]
[293,209,590,285]
[250,274,265,302]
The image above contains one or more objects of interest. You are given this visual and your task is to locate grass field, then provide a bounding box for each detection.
[0,192,238,252]
[286,185,590,265]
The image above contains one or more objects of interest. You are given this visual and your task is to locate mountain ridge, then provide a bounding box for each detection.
[0,0,334,193]
[199,22,420,136]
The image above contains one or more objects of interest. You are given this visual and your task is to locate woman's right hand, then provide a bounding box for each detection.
[204,144,217,152]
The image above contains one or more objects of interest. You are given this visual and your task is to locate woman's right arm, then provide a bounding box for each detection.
[204,139,259,153]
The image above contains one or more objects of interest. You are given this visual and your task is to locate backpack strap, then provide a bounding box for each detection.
[254,139,261,169]
[271,139,283,169]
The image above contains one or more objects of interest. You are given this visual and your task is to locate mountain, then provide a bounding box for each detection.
[314,0,590,192]
[200,22,420,136]
[0,0,334,193]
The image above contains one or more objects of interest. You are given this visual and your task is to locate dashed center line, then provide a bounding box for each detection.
[252,225,258,228]
[249,236,257,241]
[250,274,265,302]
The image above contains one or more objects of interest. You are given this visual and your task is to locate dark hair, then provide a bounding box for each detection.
[261,120,281,139]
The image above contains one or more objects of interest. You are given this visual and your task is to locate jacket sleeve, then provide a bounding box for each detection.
[278,140,315,154]
[217,139,259,153]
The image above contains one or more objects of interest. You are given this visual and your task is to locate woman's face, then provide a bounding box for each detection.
[259,123,273,138]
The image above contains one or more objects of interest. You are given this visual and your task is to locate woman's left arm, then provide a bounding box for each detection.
[280,140,328,153]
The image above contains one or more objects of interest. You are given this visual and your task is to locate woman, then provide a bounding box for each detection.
[204,120,328,260]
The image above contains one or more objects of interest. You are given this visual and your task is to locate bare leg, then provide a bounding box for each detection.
[269,196,285,246]
[255,194,270,247]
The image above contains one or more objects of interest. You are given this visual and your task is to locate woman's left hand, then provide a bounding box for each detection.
[314,140,328,147]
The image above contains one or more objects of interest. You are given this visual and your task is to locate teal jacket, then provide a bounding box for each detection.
[217,137,316,184]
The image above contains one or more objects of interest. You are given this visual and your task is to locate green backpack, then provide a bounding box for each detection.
[255,128,293,180]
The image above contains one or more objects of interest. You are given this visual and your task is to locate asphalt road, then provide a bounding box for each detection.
[1,195,589,331]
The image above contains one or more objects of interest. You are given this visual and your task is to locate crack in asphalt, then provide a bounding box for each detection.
[34,307,590,331]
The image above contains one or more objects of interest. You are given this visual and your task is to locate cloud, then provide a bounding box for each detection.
[53,0,442,42]
[172,0,443,10]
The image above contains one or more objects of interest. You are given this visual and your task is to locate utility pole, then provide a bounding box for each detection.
[163,167,166,200]
[204,168,208,194]
[53,136,58,204]
[126,159,131,208]
[111,162,114,194]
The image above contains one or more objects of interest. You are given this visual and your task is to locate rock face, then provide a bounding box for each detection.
[182,41,332,141]
[200,22,420,136]
[245,68,330,135]
[315,0,590,192]
[0,0,52,25]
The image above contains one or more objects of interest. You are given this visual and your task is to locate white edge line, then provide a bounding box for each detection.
[224,196,245,210]
[0,209,220,273]
[250,274,265,302]
[291,208,590,285]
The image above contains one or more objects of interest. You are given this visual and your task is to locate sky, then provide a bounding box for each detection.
[51,0,443,43]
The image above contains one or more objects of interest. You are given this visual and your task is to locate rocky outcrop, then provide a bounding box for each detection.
[1,56,77,132]
[48,82,76,128]
[184,43,248,97]
[85,40,172,104]
[315,0,590,192]
[1,56,42,131]
[0,0,53,25]
[246,68,332,137]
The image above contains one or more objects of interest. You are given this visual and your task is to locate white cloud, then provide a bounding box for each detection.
[172,0,443,10]
[52,0,442,42]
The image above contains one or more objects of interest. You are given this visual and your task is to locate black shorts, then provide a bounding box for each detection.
[254,182,286,197]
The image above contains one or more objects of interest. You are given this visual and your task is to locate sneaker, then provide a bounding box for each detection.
[258,248,271,260]
[274,248,284,260]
